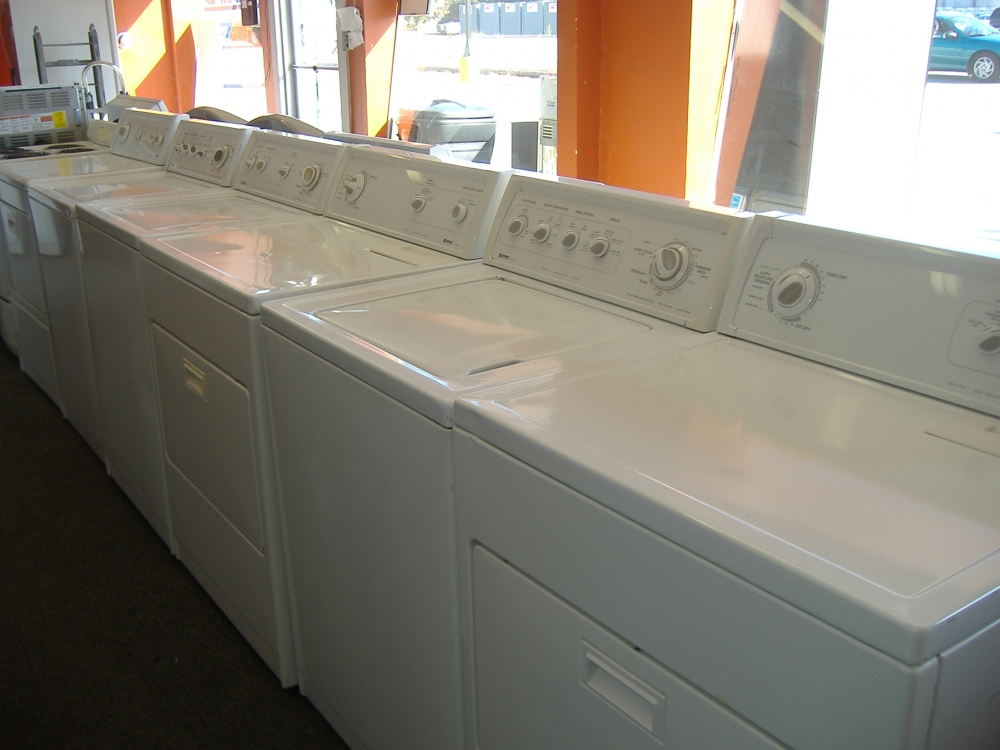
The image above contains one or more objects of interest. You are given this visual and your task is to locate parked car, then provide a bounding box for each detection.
[929,11,1000,81]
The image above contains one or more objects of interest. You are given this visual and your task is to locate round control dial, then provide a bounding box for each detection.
[343,173,366,203]
[561,231,579,250]
[651,242,691,289]
[507,215,528,235]
[976,326,1000,355]
[212,146,230,166]
[277,164,290,178]
[589,237,610,257]
[531,223,551,243]
[770,265,819,319]
[254,158,267,172]
[244,155,257,169]
[452,203,468,222]
[302,165,322,191]
[410,195,426,212]
[117,124,130,140]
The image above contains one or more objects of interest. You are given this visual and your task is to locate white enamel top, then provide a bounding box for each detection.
[140,218,463,314]
[457,331,1000,669]
[76,192,305,249]
[28,171,218,216]
[262,264,701,427]
[0,152,158,188]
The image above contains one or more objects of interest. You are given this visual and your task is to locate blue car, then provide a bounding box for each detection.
[930,11,1000,81]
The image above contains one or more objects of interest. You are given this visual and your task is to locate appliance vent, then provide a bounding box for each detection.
[26,91,48,108]
[50,90,72,107]
[2,92,24,111]
[55,130,77,143]
[9,134,30,147]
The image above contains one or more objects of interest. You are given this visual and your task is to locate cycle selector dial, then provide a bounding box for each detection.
[561,231,579,250]
[652,242,691,289]
[213,146,230,166]
[452,203,468,222]
[976,326,1000,355]
[277,164,290,178]
[410,195,426,212]
[771,265,819,319]
[589,237,610,257]
[343,173,366,202]
[507,215,528,235]
[254,158,267,172]
[531,223,551,243]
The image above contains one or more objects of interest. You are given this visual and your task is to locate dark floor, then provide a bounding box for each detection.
[0,343,348,749]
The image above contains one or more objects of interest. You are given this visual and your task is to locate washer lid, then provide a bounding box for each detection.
[29,171,211,215]
[457,337,1000,665]
[0,153,156,187]
[317,278,650,379]
[141,218,459,314]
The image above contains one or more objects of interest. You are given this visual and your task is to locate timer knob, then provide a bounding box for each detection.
[652,242,690,289]
[410,195,427,212]
[343,173,366,202]
[254,158,267,172]
[976,327,1000,355]
[212,146,230,165]
[531,223,551,243]
[771,266,819,319]
[117,124,130,140]
[302,165,322,190]
[507,215,527,235]
[452,203,468,222]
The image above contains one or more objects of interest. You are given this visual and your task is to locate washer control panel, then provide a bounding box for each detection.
[111,108,189,166]
[234,130,345,213]
[484,176,749,330]
[166,119,253,186]
[720,214,1000,416]
[326,148,505,259]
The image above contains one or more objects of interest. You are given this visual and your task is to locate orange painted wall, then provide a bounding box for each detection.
[558,0,691,198]
[347,0,399,136]
[113,0,196,112]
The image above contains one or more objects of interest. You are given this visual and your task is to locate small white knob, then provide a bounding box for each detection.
[254,158,267,172]
[507,215,527,235]
[145,132,157,144]
[302,165,322,190]
[531,223,551,243]
[278,164,291,178]
[589,238,609,257]
[244,156,257,169]
[196,148,207,158]
[117,124,130,139]
[410,195,426,212]
[561,231,579,250]
[452,203,468,222]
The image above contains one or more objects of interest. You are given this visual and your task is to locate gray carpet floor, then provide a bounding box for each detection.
[0,343,348,749]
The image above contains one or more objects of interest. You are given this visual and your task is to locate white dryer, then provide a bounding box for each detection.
[451,214,1000,750]
[73,130,344,549]
[27,119,253,458]
[0,108,187,403]
[258,173,749,750]
[135,146,508,688]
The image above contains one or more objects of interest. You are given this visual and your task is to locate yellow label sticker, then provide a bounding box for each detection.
[59,158,73,176]
[52,111,68,129]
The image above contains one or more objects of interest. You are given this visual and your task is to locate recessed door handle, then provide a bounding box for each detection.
[183,359,207,399]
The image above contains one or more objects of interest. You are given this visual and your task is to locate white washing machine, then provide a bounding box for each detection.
[258,173,749,750]
[27,119,253,458]
[136,146,508,689]
[0,108,187,404]
[72,130,344,549]
[451,214,1000,750]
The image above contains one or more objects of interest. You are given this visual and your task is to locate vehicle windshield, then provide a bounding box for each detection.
[948,15,999,37]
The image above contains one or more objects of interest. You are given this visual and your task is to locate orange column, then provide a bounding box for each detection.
[558,0,691,198]
[347,0,400,137]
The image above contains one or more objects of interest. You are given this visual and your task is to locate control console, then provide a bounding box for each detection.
[167,119,252,186]
[719,214,1000,417]
[235,130,345,213]
[484,175,750,331]
[326,147,507,259]
[110,108,188,166]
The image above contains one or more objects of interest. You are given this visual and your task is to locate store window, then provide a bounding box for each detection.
[288,0,343,131]
[388,0,557,170]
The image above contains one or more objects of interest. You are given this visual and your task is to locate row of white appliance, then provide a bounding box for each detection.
[1,108,998,750]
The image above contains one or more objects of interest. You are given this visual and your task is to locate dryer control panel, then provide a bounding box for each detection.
[483,175,750,331]
[719,214,1000,417]
[110,108,188,166]
[234,130,345,213]
[326,147,507,260]
[167,119,252,186]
